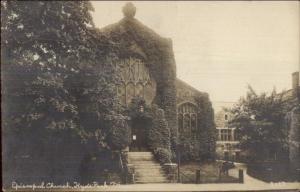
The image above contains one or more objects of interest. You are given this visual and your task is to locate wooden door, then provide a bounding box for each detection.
[130,118,148,151]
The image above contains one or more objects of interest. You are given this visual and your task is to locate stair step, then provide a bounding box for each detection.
[128,154,153,157]
[134,169,164,172]
[129,156,155,159]
[136,174,166,178]
[129,161,157,164]
[134,163,160,166]
[135,179,169,183]
[128,156,154,158]
[128,152,168,183]
[128,152,152,154]
[136,178,169,181]
[134,163,161,168]
[129,155,154,158]
[135,169,164,173]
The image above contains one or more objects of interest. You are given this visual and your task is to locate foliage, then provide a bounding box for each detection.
[228,86,289,162]
[125,98,172,164]
[153,148,172,164]
[1,0,93,136]
[178,94,216,161]
[102,18,178,150]
[1,1,130,185]
[196,94,216,160]
[148,105,171,150]
[1,0,130,151]
[106,115,130,151]
[126,96,152,120]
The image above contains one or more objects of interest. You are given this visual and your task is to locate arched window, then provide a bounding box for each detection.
[177,102,197,135]
[126,83,135,104]
[116,57,156,105]
[178,113,183,133]
[183,114,190,133]
[135,83,144,98]
[144,83,155,105]
[191,114,197,133]
[225,114,228,121]
[117,83,126,105]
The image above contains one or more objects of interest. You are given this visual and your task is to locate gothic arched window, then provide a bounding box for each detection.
[117,83,126,105]
[126,83,135,104]
[183,114,190,133]
[191,114,197,133]
[178,113,183,133]
[135,83,144,98]
[115,57,156,106]
[144,83,155,105]
[177,102,197,135]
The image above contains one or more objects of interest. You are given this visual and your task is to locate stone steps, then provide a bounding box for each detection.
[128,152,168,183]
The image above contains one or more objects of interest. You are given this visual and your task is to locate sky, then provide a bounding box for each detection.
[90,1,299,103]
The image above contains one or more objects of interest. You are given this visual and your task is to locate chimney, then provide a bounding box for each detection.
[292,71,299,98]
[292,72,299,89]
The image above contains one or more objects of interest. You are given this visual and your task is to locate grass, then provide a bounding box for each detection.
[179,161,239,184]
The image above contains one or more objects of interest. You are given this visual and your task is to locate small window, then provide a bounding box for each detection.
[225,114,228,121]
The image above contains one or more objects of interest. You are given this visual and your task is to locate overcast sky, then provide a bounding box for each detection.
[91,1,299,103]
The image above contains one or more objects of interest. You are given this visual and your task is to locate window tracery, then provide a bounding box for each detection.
[177,102,197,135]
[116,57,156,105]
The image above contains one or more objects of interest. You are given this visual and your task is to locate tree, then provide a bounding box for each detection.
[1,0,95,137]
[1,0,129,150]
[1,1,129,184]
[229,86,289,162]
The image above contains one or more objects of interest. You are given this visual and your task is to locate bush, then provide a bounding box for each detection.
[146,105,172,164]
[107,116,130,150]
[153,148,171,164]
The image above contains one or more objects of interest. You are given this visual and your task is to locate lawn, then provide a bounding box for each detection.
[179,161,239,184]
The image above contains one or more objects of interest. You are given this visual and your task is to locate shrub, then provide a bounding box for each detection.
[153,148,171,164]
[106,116,130,151]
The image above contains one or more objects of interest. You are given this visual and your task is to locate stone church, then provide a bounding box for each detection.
[101,3,215,154]
[2,3,215,185]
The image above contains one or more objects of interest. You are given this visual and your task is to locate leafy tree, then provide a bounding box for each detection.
[1,0,129,149]
[1,1,129,184]
[1,1,98,184]
[1,1,94,138]
[229,86,289,162]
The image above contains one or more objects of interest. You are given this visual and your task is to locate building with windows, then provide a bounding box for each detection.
[214,102,241,161]
[102,3,215,157]
[176,79,204,139]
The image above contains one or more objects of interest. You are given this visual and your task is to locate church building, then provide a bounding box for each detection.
[101,3,216,157]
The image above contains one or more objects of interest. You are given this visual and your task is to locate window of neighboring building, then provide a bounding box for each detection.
[219,129,233,141]
[225,114,228,121]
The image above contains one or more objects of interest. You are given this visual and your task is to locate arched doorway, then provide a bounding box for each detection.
[130,116,149,151]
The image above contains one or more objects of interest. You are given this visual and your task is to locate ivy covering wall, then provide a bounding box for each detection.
[178,93,216,161]
[126,97,172,164]
[102,17,178,151]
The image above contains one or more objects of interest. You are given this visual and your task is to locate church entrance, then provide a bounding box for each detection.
[130,117,149,151]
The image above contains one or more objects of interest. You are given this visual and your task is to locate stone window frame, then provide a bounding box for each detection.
[177,102,198,136]
[116,57,156,105]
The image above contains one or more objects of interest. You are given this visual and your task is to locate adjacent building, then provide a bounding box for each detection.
[214,102,241,161]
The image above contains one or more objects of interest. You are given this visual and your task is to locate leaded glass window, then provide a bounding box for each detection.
[177,102,198,135]
[116,57,156,105]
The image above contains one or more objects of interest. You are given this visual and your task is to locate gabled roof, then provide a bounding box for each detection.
[176,78,208,96]
[100,7,172,60]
